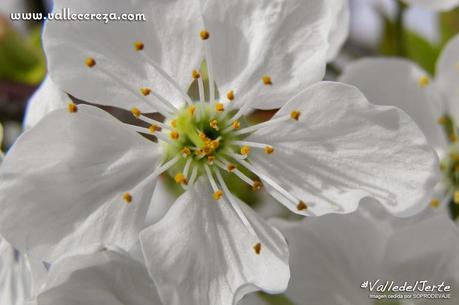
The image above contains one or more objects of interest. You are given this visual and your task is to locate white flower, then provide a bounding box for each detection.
[0,0,439,304]
[240,203,459,305]
[402,0,459,11]
[339,33,459,210]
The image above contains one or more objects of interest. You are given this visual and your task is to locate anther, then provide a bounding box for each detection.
[149,124,159,133]
[85,57,96,68]
[450,134,457,143]
[67,102,78,113]
[192,70,201,79]
[231,121,241,129]
[291,110,301,121]
[174,173,188,185]
[170,130,180,140]
[199,132,208,140]
[213,190,223,200]
[215,103,224,112]
[297,200,308,211]
[430,199,440,208]
[418,75,430,88]
[227,90,235,101]
[131,107,141,118]
[253,242,262,255]
[134,41,144,51]
[210,140,220,149]
[207,156,216,165]
[455,191,459,204]
[227,163,236,172]
[171,119,177,128]
[141,88,152,96]
[240,145,251,156]
[187,105,196,116]
[122,192,132,204]
[181,147,191,157]
[252,181,263,191]
[200,30,210,40]
[262,75,272,85]
[210,119,219,130]
[264,146,274,154]
[437,116,446,125]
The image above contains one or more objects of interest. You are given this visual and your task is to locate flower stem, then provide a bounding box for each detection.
[395,0,407,56]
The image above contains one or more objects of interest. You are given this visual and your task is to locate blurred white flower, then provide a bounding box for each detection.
[340,33,459,209]
[402,0,459,11]
[240,203,459,305]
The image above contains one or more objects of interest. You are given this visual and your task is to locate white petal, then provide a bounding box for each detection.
[248,82,439,216]
[0,105,162,262]
[402,0,459,11]
[339,58,448,157]
[23,76,69,129]
[144,177,176,227]
[140,181,289,305]
[436,33,459,122]
[37,250,161,305]
[326,0,350,61]
[202,0,347,109]
[43,0,204,112]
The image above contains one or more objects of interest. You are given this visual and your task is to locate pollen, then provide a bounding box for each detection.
[207,156,216,165]
[199,131,208,140]
[134,41,144,51]
[131,107,142,118]
[174,173,188,185]
[187,105,196,116]
[192,70,201,79]
[213,190,223,200]
[418,75,430,88]
[297,200,308,211]
[227,90,235,101]
[240,145,251,156]
[455,191,459,204]
[430,199,440,208]
[231,120,241,129]
[181,147,191,157]
[200,30,210,40]
[141,88,152,96]
[262,75,272,85]
[264,146,274,154]
[437,116,446,125]
[252,181,263,191]
[170,130,180,140]
[215,103,225,112]
[253,242,262,255]
[149,124,159,133]
[85,57,96,68]
[67,102,78,113]
[450,134,457,143]
[171,119,177,128]
[210,139,220,149]
[290,110,301,121]
[210,119,219,130]
[122,192,132,204]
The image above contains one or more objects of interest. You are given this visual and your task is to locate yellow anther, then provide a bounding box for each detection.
[290,110,301,121]
[207,156,216,164]
[227,90,234,101]
[181,147,191,157]
[170,130,180,140]
[252,181,263,191]
[450,134,457,143]
[187,105,196,116]
[122,192,132,204]
[210,119,219,130]
[149,124,159,133]
[227,163,236,172]
[297,200,308,211]
[253,242,262,255]
[451,152,459,161]
[240,145,251,156]
[200,30,210,40]
[141,87,152,96]
[215,103,225,112]
[199,131,208,140]
[455,191,459,204]
[192,70,201,79]
[262,75,272,85]
[171,119,177,128]
[264,146,274,154]
[67,102,78,113]
[440,162,446,172]
[85,57,96,68]
[174,173,188,185]
[213,190,224,200]
[131,107,142,118]
[134,41,144,51]
[418,75,430,88]
[430,199,440,208]
[210,139,220,149]
[437,116,447,125]
[231,120,241,129]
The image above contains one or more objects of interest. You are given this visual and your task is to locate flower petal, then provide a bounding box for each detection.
[23,76,69,129]
[43,0,204,111]
[247,82,439,216]
[339,58,448,157]
[0,105,162,262]
[36,250,161,305]
[326,0,350,61]
[402,0,459,11]
[436,33,459,122]
[140,181,289,305]
[201,0,347,109]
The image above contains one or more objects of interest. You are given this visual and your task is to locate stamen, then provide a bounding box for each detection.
[213,190,224,200]
[262,75,272,85]
[171,120,177,128]
[290,110,301,121]
[188,166,198,186]
[454,191,459,204]
[122,192,132,204]
[216,158,258,188]
[174,173,188,185]
[418,75,430,88]
[253,243,262,255]
[297,200,308,211]
[133,112,172,131]
[141,88,152,96]
[215,103,225,112]
[207,155,216,165]
[181,147,191,157]
[149,124,159,133]
[67,102,78,113]
[134,41,144,51]
[227,90,235,101]
[183,158,192,177]
[233,115,292,135]
[131,107,142,118]
[85,57,96,68]
[123,124,173,144]
[226,163,236,172]
[201,31,216,103]
[210,119,219,130]
[233,140,274,154]
[438,116,446,125]
[192,70,201,79]
[200,30,210,40]
[264,146,274,154]
[240,145,251,156]
[252,181,263,191]
[430,199,440,208]
[170,130,180,140]
[187,105,196,116]
[197,71,205,104]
